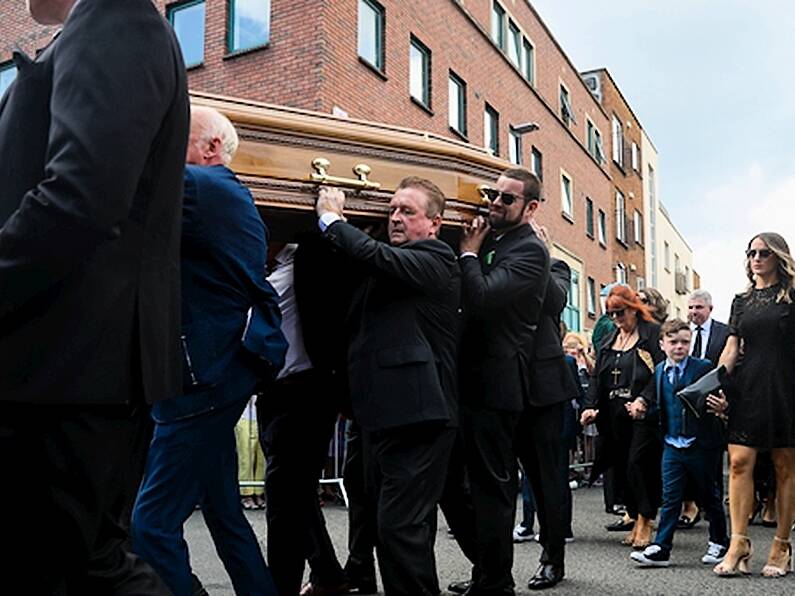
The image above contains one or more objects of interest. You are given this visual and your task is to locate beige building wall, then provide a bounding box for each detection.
[656,204,695,320]
[640,130,660,288]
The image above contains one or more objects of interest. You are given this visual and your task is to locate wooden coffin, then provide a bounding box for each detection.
[190,92,503,237]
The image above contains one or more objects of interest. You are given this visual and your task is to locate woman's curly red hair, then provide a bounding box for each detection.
[605,285,654,322]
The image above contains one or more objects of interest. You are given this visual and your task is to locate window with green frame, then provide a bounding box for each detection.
[168,0,206,68]
[228,0,271,53]
[563,269,581,332]
[409,36,431,107]
[358,0,385,71]
[0,61,17,98]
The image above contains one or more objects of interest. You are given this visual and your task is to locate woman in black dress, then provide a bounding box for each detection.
[714,232,795,577]
[581,286,664,548]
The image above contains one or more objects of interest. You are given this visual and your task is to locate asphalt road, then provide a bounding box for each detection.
[186,485,793,595]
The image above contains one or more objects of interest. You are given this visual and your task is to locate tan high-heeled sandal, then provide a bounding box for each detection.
[761,536,792,577]
[714,534,753,577]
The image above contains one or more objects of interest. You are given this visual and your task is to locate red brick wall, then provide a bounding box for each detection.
[1,0,638,328]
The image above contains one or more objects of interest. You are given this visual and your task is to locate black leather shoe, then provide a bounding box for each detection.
[343,566,377,595]
[527,564,564,590]
[448,579,473,594]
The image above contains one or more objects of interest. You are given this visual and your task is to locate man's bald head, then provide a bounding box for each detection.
[186,106,240,167]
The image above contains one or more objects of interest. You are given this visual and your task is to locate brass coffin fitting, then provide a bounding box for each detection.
[477,184,493,206]
[310,157,382,190]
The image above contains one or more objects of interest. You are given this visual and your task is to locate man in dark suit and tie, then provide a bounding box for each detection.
[132,106,282,596]
[457,168,550,596]
[315,178,460,596]
[0,1,188,592]
[687,290,729,366]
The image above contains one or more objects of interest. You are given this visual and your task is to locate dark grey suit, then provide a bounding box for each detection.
[324,220,461,596]
[459,224,550,594]
[0,1,188,592]
[703,320,729,367]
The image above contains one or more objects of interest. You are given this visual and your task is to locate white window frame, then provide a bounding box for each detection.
[508,127,521,165]
[559,81,575,126]
[522,37,535,85]
[615,190,626,243]
[587,277,596,316]
[507,20,521,67]
[615,263,627,285]
[598,209,607,246]
[491,1,506,49]
[484,104,499,156]
[631,142,640,171]
[633,210,643,245]
[560,170,573,219]
[611,114,624,167]
[448,72,466,135]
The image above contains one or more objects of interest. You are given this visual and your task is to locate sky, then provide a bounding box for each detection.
[529,0,795,319]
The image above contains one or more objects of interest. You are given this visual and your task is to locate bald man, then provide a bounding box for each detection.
[132,107,283,596]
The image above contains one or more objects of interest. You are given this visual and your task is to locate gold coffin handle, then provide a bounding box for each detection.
[310,157,382,190]
[477,184,493,206]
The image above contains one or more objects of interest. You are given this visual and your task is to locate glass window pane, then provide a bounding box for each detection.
[410,43,423,101]
[491,2,505,48]
[358,0,382,68]
[0,64,17,98]
[508,130,521,165]
[170,1,206,68]
[449,77,460,130]
[522,39,534,82]
[508,22,520,66]
[229,0,271,52]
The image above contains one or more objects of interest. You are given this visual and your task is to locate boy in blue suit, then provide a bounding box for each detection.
[629,319,729,567]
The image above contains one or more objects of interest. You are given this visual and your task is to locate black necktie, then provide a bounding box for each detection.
[692,326,703,358]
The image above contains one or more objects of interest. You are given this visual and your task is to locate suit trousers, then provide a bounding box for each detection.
[515,402,567,568]
[0,402,170,595]
[257,370,346,595]
[365,423,455,596]
[343,421,378,580]
[132,398,276,596]
[463,406,520,593]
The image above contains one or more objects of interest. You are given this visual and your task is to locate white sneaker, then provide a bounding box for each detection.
[630,544,671,567]
[701,541,728,564]
[513,524,536,542]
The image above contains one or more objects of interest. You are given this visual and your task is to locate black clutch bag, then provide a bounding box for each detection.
[676,365,726,418]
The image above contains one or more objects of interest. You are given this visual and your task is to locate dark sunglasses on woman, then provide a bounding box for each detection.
[607,309,626,319]
[746,248,773,259]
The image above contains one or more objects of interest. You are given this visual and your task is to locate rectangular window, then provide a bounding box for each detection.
[484,104,499,156]
[633,209,643,244]
[531,147,543,180]
[615,263,627,284]
[611,115,624,167]
[561,171,573,219]
[507,21,521,67]
[637,277,645,291]
[631,142,640,171]
[0,61,17,98]
[358,0,385,71]
[598,209,607,246]
[168,0,206,68]
[563,269,581,332]
[522,38,535,84]
[448,71,467,136]
[585,197,594,238]
[587,119,604,164]
[587,277,596,316]
[228,0,271,53]
[409,36,431,107]
[664,241,671,271]
[508,127,522,165]
[615,190,626,243]
[560,84,575,126]
[491,1,506,49]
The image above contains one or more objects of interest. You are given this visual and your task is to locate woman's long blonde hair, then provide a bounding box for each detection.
[744,232,795,303]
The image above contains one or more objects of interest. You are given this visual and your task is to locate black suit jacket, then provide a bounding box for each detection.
[528,259,578,407]
[703,320,729,367]
[324,221,461,432]
[459,224,550,412]
[0,0,189,404]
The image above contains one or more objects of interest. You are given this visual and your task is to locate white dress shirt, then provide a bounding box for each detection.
[689,318,712,359]
[267,244,313,380]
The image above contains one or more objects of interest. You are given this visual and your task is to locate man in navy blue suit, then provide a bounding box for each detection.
[132,106,284,596]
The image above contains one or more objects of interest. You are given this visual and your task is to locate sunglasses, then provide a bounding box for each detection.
[607,309,626,319]
[482,188,528,206]
[746,248,773,259]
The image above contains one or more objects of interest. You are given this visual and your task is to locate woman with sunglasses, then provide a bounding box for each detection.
[638,287,669,325]
[581,286,664,548]
[713,232,795,578]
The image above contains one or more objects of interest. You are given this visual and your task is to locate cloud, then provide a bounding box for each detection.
[686,164,795,320]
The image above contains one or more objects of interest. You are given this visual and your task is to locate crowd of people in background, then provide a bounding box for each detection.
[3,2,795,596]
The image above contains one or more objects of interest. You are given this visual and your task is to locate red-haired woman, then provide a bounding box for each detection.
[581,286,664,548]
[714,232,795,577]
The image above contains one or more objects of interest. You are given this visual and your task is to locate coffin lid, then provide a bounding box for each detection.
[190,91,505,224]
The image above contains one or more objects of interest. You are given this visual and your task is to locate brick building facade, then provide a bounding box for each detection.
[0,0,653,332]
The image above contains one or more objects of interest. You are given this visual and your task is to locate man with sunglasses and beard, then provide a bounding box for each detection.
[456,168,550,595]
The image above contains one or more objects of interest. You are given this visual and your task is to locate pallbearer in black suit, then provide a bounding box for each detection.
[0,0,188,592]
[315,178,460,596]
[458,168,550,596]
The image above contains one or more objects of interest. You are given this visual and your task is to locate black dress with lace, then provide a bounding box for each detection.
[727,284,795,448]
